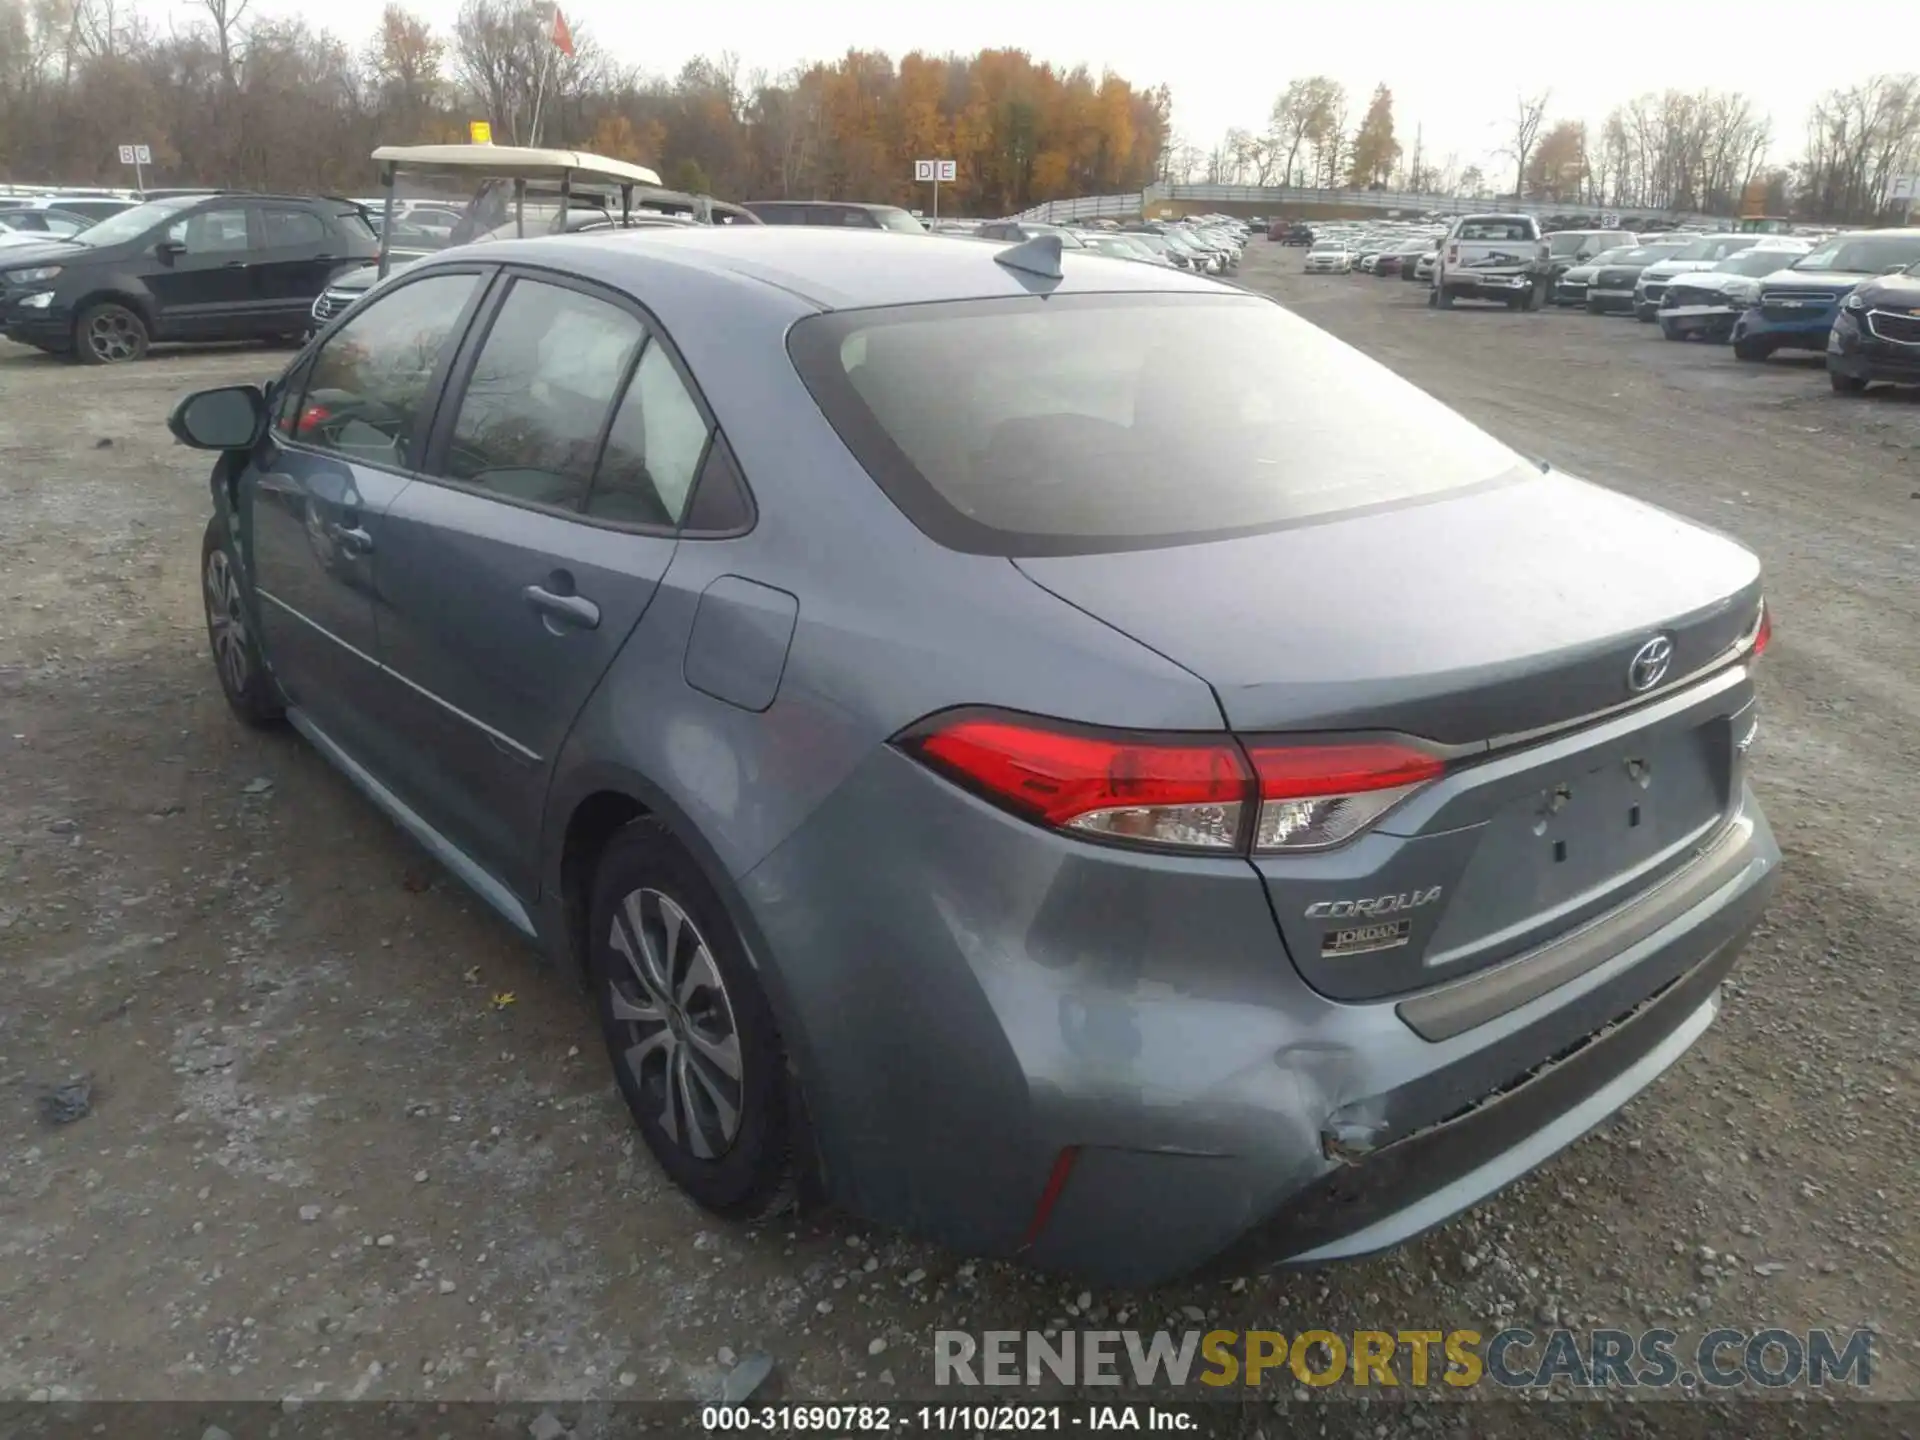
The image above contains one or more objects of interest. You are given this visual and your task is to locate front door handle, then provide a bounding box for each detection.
[524,583,600,631]
[327,523,373,556]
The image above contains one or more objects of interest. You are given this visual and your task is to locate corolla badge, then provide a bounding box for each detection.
[1304,887,1442,920]
[1627,635,1674,694]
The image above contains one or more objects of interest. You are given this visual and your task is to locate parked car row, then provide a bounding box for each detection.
[1302,208,1920,396]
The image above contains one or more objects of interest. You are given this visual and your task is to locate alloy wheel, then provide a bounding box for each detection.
[86,309,140,363]
[607,887,745,1160]
[204,548,250,695]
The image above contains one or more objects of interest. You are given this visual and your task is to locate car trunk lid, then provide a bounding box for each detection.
[1014,472,1764,1000]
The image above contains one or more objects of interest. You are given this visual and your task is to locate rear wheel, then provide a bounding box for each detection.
[590,822,793,1219]
[75,302,148,365]
[1660,324,1685,342]
[1733,338,1772,362]
[1829,371,1869,394]
[1585,298,1606,316]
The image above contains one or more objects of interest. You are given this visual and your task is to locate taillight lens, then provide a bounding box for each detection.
[899,713,1446,855]
[906,715,1249,851]
[1247,741,1445,853]
[1750,599,1772,659]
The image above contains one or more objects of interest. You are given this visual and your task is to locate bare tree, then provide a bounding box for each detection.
[197,0,248,88]
[1501,90,1549,199]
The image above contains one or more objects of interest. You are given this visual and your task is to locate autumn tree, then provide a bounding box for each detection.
[1267,75,1341,187]
[1525,118,1586,198]
[1345,84,1398,187]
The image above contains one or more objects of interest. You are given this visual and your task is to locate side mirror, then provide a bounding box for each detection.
[155,238,187,259]
[168,385,266,451]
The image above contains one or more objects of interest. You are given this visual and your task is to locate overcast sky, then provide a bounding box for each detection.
[150,0,1906,171]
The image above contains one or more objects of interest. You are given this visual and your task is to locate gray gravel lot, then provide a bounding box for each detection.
[1,241,1914,1414]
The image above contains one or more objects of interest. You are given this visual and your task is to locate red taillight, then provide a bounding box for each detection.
[294,404,330,436]
[900,713,1445,855]
[1751,601,1772,659]
[1246,741,1444,851]
[908,715,1250,851]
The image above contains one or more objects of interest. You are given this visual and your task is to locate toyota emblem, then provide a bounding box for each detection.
[1627,635,1674,694]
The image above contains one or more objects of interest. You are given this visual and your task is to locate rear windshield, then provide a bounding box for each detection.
[1456,218,1534,241]
[787,293,1527,556]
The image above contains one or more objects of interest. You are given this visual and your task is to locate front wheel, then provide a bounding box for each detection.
[75,302,149,365]
[1829,370,1869,394]
[201,516,283,727]
[590,822,794,1219]
[1733,338,1772,362]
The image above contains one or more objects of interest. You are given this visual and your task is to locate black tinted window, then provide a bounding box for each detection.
[1457,219,1533,241]
[260,207,326,249]
[444,279,644,511]
[790,293,1525,556]
[588,337,711,525]
[297,272,480,467]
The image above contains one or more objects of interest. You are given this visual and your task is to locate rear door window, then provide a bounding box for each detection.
[439,277,646,512]
[259,206,327,250]
[587,339,713,526]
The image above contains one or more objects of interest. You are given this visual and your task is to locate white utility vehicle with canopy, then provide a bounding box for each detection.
[310,143,760,328]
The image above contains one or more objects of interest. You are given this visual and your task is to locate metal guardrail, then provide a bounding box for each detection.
[1014,183,1733,229]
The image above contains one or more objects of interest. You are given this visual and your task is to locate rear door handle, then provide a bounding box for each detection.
[524,584,600,631]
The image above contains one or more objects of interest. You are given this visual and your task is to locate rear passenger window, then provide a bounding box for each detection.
[442,279,645,511]
[587,339,712,525]
[260,208,326,249]
[297,271,480,467]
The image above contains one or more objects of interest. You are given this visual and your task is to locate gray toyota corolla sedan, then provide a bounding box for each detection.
[169,225,1779,1286]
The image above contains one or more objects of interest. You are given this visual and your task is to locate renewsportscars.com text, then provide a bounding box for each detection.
[934,1327,1874,1390]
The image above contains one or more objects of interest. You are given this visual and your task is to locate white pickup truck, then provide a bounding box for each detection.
[1431,213,1553,311]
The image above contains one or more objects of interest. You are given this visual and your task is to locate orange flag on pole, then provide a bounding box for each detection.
[551,6,575,56]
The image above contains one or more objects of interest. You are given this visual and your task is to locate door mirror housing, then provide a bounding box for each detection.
[169,385,267,451]
[155,238,187,259]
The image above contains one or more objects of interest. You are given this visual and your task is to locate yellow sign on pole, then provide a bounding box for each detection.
[469,120,493,145]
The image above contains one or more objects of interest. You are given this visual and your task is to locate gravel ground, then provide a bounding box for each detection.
[1,243,1914,1419]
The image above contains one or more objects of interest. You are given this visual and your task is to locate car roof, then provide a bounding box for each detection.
[459,225,1231,311]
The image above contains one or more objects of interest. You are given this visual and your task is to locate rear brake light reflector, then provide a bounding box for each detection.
[906,716,1250,851]
[1246,742,1445,853]
[1749,600,1771,659]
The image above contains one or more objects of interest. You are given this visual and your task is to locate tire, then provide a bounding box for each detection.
[1586,298,1607,316]
[1505,295,1523,311]
[1637,308,1656,323]
[1829,371,1868,394]
[1661,324,1686,342]
[75,301,149,365]
[1733,338,1771,363]
[590,821,793,1219]
[201,515,283,727]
